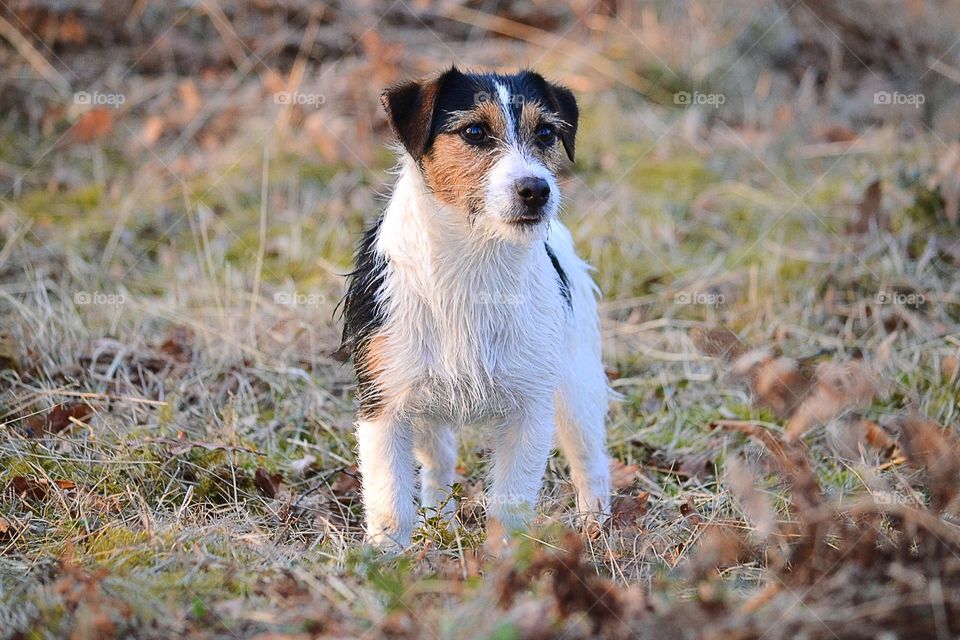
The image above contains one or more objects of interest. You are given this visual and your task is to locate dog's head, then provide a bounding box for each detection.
[381,67,578,241]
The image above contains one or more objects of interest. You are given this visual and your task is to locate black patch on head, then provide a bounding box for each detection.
[382,67,579,161]
[381,66,477,161]
[338,216,389,417]
[512,70,579,161]
[545,243,572,310]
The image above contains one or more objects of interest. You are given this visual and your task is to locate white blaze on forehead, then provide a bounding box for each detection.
[495,82,517,145]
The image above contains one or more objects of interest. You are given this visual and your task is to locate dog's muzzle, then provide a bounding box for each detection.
[511,177,551,225]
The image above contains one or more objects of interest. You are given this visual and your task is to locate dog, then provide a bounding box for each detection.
[340,66,610,550]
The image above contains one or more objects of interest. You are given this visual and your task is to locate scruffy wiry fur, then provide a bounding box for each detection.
[343,67,610,550]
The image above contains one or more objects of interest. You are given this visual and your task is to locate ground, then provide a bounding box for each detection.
[1,2,960,639]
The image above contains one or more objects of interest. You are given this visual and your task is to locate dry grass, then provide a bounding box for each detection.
[1,1,960,638]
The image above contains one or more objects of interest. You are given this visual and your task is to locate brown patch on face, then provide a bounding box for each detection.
[421,99,508,215]
[519,101,567,173]
[356,333,389,419]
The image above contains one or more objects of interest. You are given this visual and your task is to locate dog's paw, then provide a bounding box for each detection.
[483,516,511,558]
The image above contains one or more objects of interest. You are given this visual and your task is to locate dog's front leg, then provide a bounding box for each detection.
[487,402,555,540]
[357,415,416,550]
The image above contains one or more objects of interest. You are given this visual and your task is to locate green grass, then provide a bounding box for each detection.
[3,22,960,640]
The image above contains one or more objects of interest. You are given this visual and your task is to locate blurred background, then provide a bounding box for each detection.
[2,2,960,638]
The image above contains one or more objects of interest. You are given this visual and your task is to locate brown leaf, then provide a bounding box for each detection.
[158,325,194,363]
[254,468,283,499]
[732,350,813,419]
[712,420,823,514]
[859,418,897,455]
[690,327,746,362]
[22,402,92,436]
[610,491,649,528]
[58,13,87,44]
[848,179,887,233]
[787,360,877,440]
[522,532,625,634]
[891,416,960,510]
[688,524,750,581]
[942,355,958,382]
[65,108,114,145]
[140,116,166,146]
[724,457,776,541]
[609,458,642,490]
[176,80,203,124]
[680,497,703,525]
[934,143,960,224]
[331,465,361,500]
[814,123,858,143]
[11,476,47,499]
[10,477,74,499]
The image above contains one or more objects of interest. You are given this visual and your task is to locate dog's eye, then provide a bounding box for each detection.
[461,124,488,144]
[535,124,556,146]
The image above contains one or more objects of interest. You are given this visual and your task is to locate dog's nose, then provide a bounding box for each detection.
[515,177,550,209]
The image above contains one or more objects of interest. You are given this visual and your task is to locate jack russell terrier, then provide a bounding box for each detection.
[340,66,610,550]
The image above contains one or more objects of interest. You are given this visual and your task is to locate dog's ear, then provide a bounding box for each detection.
[542,81,579,162]
[381,67,461,161]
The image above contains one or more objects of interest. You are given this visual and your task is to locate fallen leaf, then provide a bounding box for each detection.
[254,468,283,499]
[891,416,960,510]
[680,497,703,524]
[934,143,960,224]
[814,123,858,143]
[848,179,888,233]
[140,115,166,146]
[11,476,48,499]
[158,325,194,363]
[177,80,203,123]
[610,492,649,528]
[691,327,746,362]
[65,108,114,145]
[787,360,877,440]
[22,402,92,436]
[732,349,813,419]
[609,458,641,490]
[687,524,750,581]
[724,457,776,541]
[649,451,714,480]
[331,465,361,500]
[10,477,74,499]
[58,13,87,44]
[942,355,958,381]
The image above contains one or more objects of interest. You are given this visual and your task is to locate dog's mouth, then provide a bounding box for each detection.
[508,210,546,226]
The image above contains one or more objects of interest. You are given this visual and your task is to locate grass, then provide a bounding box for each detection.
[3,2,960,638]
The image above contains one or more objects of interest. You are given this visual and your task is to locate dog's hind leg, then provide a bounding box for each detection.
[487,399,556,540]
[555,361,611,528]
[414,425,459,524]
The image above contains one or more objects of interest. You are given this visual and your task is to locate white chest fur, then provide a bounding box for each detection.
[373,160,567,423]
